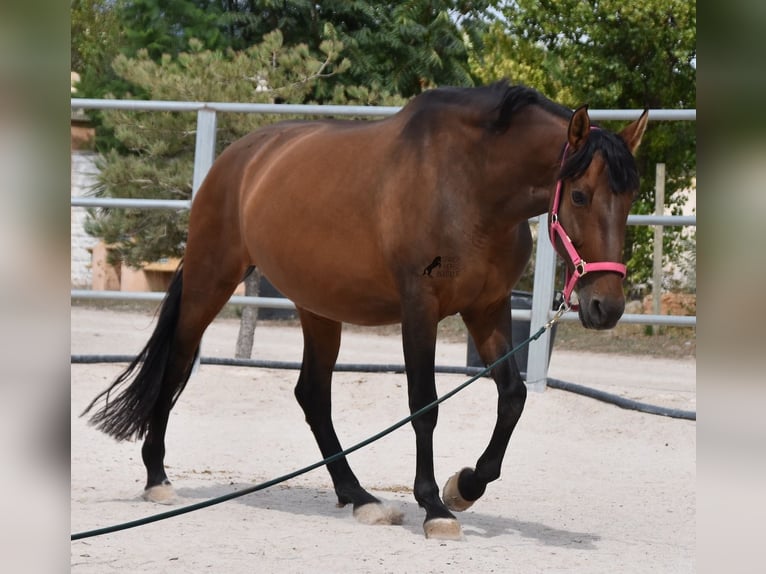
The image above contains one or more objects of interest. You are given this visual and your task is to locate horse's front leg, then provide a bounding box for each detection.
[294,308,403,526]
[444,299,527,511]
[401,296,463,540]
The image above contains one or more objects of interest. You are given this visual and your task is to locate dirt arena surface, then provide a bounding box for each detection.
[71,307,695,573]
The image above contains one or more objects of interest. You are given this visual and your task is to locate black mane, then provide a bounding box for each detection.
[559,129,640,194]
[403,80,571,132]
[492,80,573,130]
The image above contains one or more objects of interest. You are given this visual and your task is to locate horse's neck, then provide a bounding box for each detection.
[483,115,567,221]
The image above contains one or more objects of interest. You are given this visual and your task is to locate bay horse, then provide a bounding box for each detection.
[83,81,648,540]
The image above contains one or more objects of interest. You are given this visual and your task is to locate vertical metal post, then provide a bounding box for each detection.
[192,108,217,198]
[526,215,557,392]
[191,108,217,373]
[652,163,665,334]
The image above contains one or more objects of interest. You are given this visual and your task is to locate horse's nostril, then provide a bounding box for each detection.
[590,297,604,321]
[588,295,623,328]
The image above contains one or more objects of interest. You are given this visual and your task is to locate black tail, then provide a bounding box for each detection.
[81,265,195,441]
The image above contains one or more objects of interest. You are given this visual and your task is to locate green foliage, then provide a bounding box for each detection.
[472,0,696,290]
[71,0,125,98]
[116,0,229,59]
[470,20,577,105]
[105,1,487,99]
[243,1,493,97]
[343,1,480,95]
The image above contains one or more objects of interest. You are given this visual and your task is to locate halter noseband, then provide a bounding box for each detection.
[548,132,627,310]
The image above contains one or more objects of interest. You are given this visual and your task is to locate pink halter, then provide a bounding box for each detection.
[548,134,627,310]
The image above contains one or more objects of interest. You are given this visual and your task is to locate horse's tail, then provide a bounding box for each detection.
[81,264,195,441]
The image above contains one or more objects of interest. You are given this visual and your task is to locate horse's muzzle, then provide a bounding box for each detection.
[578,292,625,330]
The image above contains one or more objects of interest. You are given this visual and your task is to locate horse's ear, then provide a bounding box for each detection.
[567,105,590,150]
[619,109,649,155]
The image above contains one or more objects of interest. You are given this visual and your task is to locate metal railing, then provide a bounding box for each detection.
[70,98,696,388]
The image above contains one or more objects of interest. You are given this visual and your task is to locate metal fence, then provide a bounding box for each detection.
[70,98,696,389]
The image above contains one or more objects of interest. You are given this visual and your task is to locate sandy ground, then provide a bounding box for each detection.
[71,307,695,573]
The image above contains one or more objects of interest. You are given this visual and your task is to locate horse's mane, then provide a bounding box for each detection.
[402,80,572,133]
[492,81,573,129]
[403,80,639,194]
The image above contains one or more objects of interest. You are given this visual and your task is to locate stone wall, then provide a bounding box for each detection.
[71,152,99,287]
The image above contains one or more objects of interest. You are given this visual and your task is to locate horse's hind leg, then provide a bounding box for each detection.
[140,259,247,502]
[294,308,403,525]
[138,181,251,497]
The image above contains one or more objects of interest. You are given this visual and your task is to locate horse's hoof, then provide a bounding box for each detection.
[423,518,464,541]
[442,468,475,512]
[353,502,404,525]
[142,482,177,504]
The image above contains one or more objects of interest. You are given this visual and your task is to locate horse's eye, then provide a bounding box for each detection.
[571,190,588,206]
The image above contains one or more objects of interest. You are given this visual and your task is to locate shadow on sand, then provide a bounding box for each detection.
[175,481,600,549]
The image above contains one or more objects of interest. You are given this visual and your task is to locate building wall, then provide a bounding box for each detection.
[71,152,100,287]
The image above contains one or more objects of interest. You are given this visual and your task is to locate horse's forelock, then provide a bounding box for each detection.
[558,130,639,194]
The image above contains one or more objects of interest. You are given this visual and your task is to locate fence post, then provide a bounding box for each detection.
[191,108,217,373]
[651,163,666,334]
[526,215,557,392]
[192,108,217,198]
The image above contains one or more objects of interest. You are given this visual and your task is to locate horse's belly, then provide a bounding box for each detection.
[246,219,402,325]
[261,257,402,325]
[239,139,406,322]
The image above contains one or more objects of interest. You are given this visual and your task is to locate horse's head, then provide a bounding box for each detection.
[549,106,649,330]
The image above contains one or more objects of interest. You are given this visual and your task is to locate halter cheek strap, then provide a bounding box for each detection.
[548,135,627,310]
